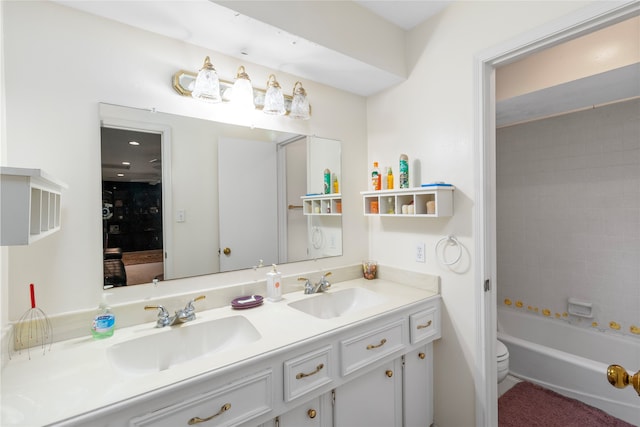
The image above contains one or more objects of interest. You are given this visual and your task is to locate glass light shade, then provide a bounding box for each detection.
[231,66,255,111]
[191,56,221,103]
[290,81,310,120]
[263,74,286,116]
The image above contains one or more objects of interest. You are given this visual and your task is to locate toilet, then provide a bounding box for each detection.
[496,340,510,383]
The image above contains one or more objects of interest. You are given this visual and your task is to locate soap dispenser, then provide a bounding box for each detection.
[91,293,116,339]
[266,264,282,301]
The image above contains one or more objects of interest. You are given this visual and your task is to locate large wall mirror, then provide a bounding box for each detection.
[99,103,342,289]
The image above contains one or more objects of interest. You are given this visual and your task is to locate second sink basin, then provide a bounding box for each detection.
[107,315,261,374]
[288,287,387,319]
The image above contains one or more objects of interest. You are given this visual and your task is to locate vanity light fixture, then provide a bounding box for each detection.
[231,66,255,111]
[172,63,312,119]
[191,56,222,103]
[290,81,310,120]
[263,74,286,116]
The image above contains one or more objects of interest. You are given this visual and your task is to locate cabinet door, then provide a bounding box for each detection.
[403,345,433,427]
[334,359,402,427]
[275,394,332,427]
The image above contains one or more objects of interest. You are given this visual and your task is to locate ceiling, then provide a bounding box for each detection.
[54,1,638,126]
[54,0,449,97]
[354,1,452,30]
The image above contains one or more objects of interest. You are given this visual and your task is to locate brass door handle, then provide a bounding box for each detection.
[607,364,640,396]
[417,320,432,329]
[222,247,231,255]
[307,409,317,419]
[296,363,324,379]
[188,403,231,425]
[366,338,387,350]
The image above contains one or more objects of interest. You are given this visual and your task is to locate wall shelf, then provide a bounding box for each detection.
[301,194,342,216]
[361,186,454,217]
[1,167,67,245]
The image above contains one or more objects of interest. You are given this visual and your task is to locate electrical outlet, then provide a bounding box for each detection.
[416,242,426,263]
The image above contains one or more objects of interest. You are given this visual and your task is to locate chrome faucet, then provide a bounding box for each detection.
[144,295,206,328]
[299,272,332,294]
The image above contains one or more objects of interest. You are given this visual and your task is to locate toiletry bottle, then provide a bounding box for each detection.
[266,264,282,301]
[399,154,409,188]
[333,174,339,194]
[371,162,381,190]
[323,169,331,194]
[387,167,394,190]
[91,293,115,339]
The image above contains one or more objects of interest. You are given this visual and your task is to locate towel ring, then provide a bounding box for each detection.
[435,235,462,266]
[311,226,324,249]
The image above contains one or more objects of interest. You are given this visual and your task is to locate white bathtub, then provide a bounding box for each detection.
[497,307,640,426]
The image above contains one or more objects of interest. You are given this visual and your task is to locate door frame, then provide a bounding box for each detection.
[473,2,640,425]
[100,115,174,281]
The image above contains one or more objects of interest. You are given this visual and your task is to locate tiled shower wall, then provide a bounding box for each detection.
[496,98,640,338]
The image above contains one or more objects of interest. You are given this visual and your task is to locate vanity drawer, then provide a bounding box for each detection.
[340,319,405,376]
[409,304,441,344]
[129,370,272,427]
[284,345,333,402]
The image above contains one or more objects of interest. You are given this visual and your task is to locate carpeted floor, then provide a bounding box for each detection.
[499,381,635,427]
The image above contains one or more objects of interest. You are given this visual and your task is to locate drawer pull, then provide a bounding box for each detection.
[296,363,324,379]
[188,403,231,425]
[419,352,426,359]
[417,320,432,330]
[386,370,393,378]
[308,409,317,419]
[366,338,387,350]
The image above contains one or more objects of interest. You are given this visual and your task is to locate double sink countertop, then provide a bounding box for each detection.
[1,273,439,426]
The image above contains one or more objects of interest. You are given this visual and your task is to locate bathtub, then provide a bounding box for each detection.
[497,307,640,426]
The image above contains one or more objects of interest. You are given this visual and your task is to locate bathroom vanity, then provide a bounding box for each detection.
[1,275,440,426]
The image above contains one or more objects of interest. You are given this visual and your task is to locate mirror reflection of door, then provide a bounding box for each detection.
[218,137,278,272]
[101,127,165,287]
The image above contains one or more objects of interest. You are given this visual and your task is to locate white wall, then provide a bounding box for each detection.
[497,98,640,337]
[366,1,591,426]
[1,1,368,320]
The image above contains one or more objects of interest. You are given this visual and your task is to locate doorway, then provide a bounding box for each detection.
[100,123,172,287]
[475,2,639,425]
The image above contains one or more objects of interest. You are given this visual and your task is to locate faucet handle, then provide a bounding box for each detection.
[144,304,170,327]
[144,304,169,317]
[298,277,313,293]
[185,295,206,312]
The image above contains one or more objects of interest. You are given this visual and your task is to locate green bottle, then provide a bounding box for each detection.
[399,154,409,188]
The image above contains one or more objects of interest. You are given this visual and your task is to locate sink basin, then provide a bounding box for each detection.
[107,315,261,374]
[288,287,387,319]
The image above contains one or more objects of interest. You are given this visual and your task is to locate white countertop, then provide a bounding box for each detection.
[1,278,438,426]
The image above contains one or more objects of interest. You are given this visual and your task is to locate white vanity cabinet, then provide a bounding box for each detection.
[129,370,273,427]
[334,358,403,427]
[263,394,333,427]
[403,346,434,427]
[32,288,440,427]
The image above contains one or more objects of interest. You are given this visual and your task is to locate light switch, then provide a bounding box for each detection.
[176,209,186,222]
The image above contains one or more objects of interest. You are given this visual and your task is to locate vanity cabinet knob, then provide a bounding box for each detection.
[386,370,393,378]
[222,247,231,255]
[419,352,426,359]
[307,409,317,419]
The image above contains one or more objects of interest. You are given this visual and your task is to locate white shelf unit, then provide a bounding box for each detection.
[361,186,454,217]
[301,194,342,216]
[1,167,67,245]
